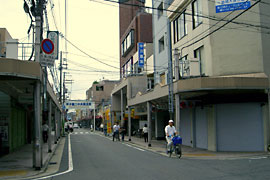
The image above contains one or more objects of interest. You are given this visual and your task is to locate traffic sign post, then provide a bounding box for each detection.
[41,39,55,67]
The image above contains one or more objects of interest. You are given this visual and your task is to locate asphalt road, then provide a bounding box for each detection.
[48,129,270,180]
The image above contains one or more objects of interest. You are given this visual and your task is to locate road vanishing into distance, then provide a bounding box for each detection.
[38,129,270,180]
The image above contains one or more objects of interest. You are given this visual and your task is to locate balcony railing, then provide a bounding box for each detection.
[0,41,35,61]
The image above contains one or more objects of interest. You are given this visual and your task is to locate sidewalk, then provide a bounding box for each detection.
[96,131,270,160]
[0,135,60,179]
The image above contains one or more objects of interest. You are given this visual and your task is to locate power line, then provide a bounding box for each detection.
[67,52,119,63]
[60,34,119,69]
[105,0,269,31]
[48,0,59,31]
[176,0,262,52]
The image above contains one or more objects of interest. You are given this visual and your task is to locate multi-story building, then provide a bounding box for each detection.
[120,12,153,78]
[152,0,172,84]
[111,0,154,138]
[86,80,119,106]
[85,80,119,128]
[126,0,270,152]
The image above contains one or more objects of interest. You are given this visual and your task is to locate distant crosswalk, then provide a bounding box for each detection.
[71,131,91,135]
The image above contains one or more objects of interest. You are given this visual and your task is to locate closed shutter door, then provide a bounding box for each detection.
[180,109,192,146]
[217,103,264,152]
[195,107,208,149]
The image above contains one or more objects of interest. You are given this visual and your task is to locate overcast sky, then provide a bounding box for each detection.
[0,0,151,100]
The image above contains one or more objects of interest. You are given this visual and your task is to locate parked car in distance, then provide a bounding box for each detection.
[73,123,79,129]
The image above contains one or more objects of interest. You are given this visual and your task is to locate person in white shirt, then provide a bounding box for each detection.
[142,124,148,143]
[165,120,177,152]
[113,122,120,141]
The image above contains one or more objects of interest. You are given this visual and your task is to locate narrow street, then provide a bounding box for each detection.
[39,129,270,180]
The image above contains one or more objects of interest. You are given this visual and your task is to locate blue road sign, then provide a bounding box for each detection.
[215,0,251,13]
[41,39,54,54]
[138,42,144,68]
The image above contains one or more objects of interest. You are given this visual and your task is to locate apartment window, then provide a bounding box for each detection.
[192,0,203,29]
[173,10,187,43]
[194,46,205,75]
[158,36,165,53]
[122,65,126,78]
[158,2,163,19]
[127,58,133,76]
[121,30,134,57]
[96,86,104,91]
[134,62,142,74]
[160,73,166,85]
[147,78,154,90]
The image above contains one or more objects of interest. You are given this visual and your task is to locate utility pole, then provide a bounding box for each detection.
[59,51,63,104]
[167,17,174,120]
[32,0,48,170]
[33,16,42,170]
[33,0,46,169]
[63,72,66,122]
[174,48,180,134]
[59,51,65,136]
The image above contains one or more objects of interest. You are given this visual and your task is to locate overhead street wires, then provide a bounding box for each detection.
[59,33,119,69]
[67,52,119,63]
[176,0,262,52]
[104,0,270,31]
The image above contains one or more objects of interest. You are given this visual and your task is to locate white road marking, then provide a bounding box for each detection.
[122,143,145,152]
[85,132,89,134]
[80,132,83,134]
[75,132,78,135]
[133,147,145,152]
[249,156,267,160]
[32,133,73,179]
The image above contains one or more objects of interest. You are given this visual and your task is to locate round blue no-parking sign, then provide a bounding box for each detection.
[41,39,54,54]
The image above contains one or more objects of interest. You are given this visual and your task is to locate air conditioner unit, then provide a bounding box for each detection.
[189,58,200,77]
[165,71,168,85]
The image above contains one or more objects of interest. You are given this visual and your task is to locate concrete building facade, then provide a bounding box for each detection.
[119,0,153,77]
[116,0,270,152]
[85,80,119,128]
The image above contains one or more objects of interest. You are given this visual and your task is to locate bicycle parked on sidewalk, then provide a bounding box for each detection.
[166,136,182,158]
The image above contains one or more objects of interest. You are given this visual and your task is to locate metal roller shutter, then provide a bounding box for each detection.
[195,107,208,149]
[217,103,264,152]
[180,109,192,147]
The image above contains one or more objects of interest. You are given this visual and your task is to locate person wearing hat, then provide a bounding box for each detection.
[165,120,177,153]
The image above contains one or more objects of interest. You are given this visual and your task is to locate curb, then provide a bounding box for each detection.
[94,132,270,160]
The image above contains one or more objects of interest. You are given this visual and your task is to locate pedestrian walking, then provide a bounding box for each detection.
[42,122,49,143]
[142,124,148,143]
[112,122,120,141]
[100,124,104,132]
[120,125,126,141]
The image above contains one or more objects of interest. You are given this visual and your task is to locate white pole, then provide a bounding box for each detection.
[147,102,152,147]
[94,102,96,132]
[128,107,131,141]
